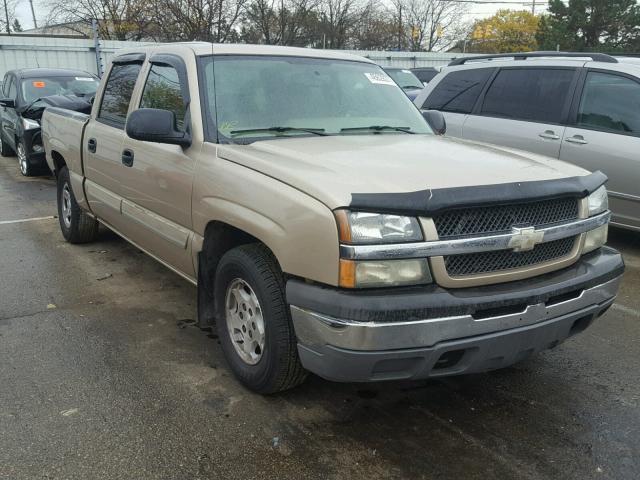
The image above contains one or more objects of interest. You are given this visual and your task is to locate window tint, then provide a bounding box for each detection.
[140,64,186,131]
[98,63,142,128]
[423,69,493,113]
[481,68,574,124]
[577,72,640,135]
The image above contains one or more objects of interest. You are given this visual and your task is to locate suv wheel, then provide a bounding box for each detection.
[57,166,99,243]
[214,244,307,393]
[0,135,15,157]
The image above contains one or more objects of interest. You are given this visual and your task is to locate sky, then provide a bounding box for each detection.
[12,0,550,32]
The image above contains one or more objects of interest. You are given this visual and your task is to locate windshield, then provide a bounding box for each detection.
[201,55,431,142]
[385,69,424,90]
[20,76,99,103]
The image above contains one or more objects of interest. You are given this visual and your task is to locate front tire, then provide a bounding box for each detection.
[0,134,15,157]
[214,244,307,394]
[17,140,32,176]
[57,166,99,243]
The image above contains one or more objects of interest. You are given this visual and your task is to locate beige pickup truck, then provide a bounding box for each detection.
[42,43,624,393]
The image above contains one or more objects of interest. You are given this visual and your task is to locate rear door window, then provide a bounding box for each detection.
[480,68,575,124]
[577,71,640,135]
[98,63,142,128]
[422,68,493,113]
[140,64,187,131]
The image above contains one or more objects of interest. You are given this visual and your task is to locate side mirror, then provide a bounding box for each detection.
[126,108,191,147]
[0,98,15,108]
[422,110,446,136]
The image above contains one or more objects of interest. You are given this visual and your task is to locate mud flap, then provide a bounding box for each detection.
[197,250,216,328]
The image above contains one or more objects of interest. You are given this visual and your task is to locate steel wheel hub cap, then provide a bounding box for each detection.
[61,184,72,229]
[225,278,265,365]
[17,144,27,175]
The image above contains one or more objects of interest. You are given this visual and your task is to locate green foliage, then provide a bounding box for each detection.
[537,0,640,52]
[468,10,539,53]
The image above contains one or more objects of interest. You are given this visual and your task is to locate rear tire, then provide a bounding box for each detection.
[57,166,99,243]
[214,244,307,394]
[0,134,15,157]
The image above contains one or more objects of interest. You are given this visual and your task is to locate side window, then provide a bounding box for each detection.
[98,63,142,128]
[577,71,640,135]
[422,69,493,114]
[1,75,7,96]
[140,64,186,131]
[481,68,574,124]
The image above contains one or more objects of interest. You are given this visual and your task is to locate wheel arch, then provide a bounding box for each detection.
[196,220,281,328]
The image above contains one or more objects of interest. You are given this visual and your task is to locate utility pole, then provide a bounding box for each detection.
[397,4,402,51]
[92,19,104,77]
[531,0,536,14]
[3,0,10,34]
[28,0,37,28]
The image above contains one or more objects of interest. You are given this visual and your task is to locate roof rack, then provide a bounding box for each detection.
[448,51,618,66]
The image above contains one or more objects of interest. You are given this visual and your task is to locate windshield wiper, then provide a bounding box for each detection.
[340,125,414,134]
[230,126,328,137]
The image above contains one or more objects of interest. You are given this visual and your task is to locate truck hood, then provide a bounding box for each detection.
[217,134,589,210]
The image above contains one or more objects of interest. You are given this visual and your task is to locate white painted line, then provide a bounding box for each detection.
[0,215,55,225]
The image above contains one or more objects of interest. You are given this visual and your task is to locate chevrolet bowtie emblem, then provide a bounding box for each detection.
[508,226,545,252]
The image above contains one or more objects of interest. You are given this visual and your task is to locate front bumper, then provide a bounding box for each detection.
[287,247,624,382]
[22,128,47,168]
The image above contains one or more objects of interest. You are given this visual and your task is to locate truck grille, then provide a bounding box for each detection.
[433,197,579,239]
[444,236,577,277]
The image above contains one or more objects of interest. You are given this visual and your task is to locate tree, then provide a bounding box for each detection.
[241,0,318,45]
[44,0,154,40]
[390,0,467,52]
[536,0,640,52]
[153,0,247,42]
[11,18,22,32]
[468,9,539,53]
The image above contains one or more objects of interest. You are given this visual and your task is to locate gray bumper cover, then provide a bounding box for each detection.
[288,248,624,382]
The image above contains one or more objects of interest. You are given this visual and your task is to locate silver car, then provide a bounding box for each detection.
[414,52,640,232]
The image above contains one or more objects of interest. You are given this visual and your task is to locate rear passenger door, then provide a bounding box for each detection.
[463,67,578,158]
[419,68,494,138]
[560,70,640,230]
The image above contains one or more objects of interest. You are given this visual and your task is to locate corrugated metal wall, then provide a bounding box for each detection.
[0,35,471,77]
[0,36,153,77]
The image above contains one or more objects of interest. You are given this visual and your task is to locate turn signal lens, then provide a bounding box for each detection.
[583,224,608,253]
[339,258,432,288]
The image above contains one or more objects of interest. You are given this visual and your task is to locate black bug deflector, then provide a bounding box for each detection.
[349,171,608,216]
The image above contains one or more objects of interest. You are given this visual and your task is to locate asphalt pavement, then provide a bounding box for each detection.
[1,154,639,480]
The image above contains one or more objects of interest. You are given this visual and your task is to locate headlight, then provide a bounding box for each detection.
[583,224,608,253]
[339,259,432,288]
[587,186,608,216]
[21,118,40,130]
[335,210,423,244]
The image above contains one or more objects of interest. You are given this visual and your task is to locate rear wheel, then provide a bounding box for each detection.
[57,166,99,243]
[0,135,15,157]
[214,244,307,393]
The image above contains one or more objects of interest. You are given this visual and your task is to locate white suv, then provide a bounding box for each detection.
[414,52,640,232]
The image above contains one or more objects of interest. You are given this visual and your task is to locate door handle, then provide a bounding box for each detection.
[566,135,588,145]
[539,130,560,140]
[87,138,97,153]
[121,149,134,167]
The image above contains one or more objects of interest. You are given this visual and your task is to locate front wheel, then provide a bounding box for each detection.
[214,244,307,394]
[17,141,32,176]
[57,166,99,243]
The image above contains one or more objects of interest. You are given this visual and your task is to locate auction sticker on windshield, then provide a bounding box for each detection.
[364,72,395,86]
